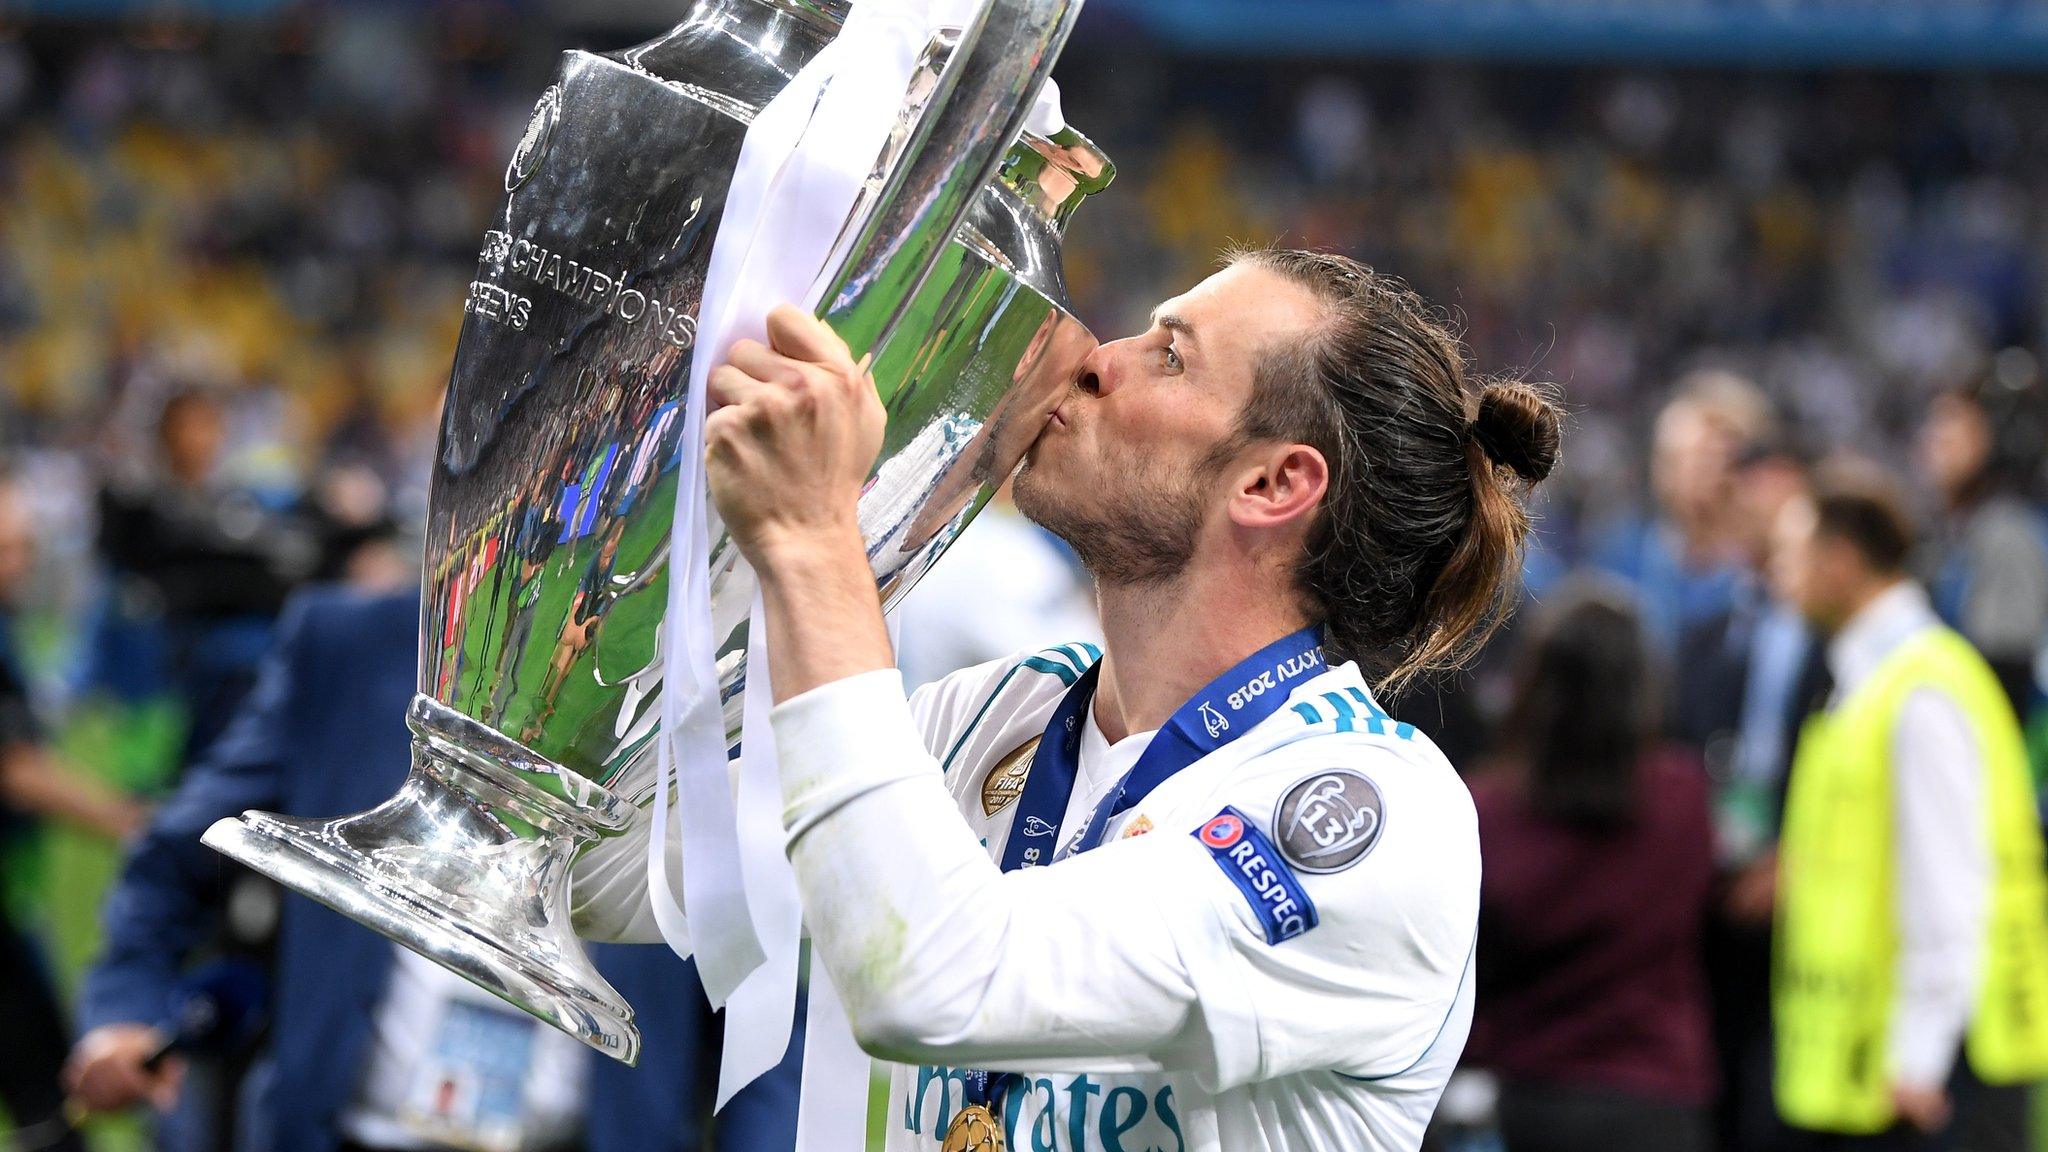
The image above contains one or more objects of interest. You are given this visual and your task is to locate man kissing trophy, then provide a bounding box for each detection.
[201,0,1110,1096]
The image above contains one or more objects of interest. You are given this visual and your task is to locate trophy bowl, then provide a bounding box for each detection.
[202,0,1110,1063]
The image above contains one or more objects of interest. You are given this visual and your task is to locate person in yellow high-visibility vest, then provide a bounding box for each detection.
[1768,468,2048,1151]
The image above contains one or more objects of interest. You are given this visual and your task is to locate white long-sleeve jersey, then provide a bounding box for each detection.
[770,646,1480,1152]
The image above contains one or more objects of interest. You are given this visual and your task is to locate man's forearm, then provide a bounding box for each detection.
[772,670,1200,1069]
[2,745,142,840]
[753,517,896,703]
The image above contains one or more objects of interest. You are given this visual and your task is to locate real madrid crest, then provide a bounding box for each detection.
[980,737,1038,817]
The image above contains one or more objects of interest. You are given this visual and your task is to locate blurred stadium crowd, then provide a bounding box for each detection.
[1,4,2047,1152]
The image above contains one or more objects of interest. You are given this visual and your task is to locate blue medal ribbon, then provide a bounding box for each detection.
[997,626,1325,873]
[1063,627,1326,857]
[959,627,1326,1124]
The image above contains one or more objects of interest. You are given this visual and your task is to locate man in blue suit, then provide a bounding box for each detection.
[68,582,801,1152]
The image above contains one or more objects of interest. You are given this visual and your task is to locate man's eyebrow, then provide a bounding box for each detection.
[1151,310,1198,346]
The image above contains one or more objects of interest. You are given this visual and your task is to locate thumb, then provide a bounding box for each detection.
[764,304,855,371]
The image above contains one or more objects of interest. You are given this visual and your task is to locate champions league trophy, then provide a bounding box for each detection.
[201,0,1110,1064]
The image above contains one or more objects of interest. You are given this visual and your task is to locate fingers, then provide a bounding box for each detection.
[148,1059,187,1113]
[703,305,877,487]
[1889,1084,1952,1134]
[707,363,770,409]
[67,1053,149,1112]
[702,401,761,465]
[765,303,854,370]
[711,332,861,411]
[709,350,866,416]
[725,338,798,383]
[66,1026,177,1115]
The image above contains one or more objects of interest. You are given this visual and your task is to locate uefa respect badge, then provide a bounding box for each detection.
[1195,807,1318,945]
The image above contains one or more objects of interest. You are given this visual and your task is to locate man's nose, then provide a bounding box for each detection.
[1075,340,1122,398]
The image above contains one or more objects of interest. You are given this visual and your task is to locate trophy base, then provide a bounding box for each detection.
[203,744,641,1065]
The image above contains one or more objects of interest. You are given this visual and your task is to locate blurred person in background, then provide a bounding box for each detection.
[92,387,316,768]
[0,478,145,1152]
[1668,435,1817,805]
[1593,371,1774,653]
[68,564,803,1152]
[1769,469,2048,1151]
[1915,356,2048,718]
[303,461,409,588]
[1463,581,1717,1152]
[1666,434,1820,1152]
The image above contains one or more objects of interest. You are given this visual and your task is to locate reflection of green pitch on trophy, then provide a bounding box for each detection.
[200,0,1114,1064]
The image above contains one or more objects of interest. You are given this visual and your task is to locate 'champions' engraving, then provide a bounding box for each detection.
[476,230,698,351]
[464,280,532,331]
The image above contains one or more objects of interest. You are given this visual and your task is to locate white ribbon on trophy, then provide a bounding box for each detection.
[650,0,1067,1144]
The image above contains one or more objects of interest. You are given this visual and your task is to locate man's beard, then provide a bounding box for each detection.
[1014,451,1207,586]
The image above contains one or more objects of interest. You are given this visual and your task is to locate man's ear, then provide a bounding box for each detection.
[1228,443,1329,531]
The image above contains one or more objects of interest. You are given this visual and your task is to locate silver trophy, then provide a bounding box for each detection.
[201,0,1109,1064]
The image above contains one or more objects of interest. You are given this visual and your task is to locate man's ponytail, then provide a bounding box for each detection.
[1470,380,1561,485]
[1224,247,1562,692]
[1398,379,1564,687]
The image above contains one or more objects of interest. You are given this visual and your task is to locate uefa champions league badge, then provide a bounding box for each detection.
[1274,769,1384,874]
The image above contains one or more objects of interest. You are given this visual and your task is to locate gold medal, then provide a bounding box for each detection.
[941,1103,1004,1152]
[980,736,1039,817]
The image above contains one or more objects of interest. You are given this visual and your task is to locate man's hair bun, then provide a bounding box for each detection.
[1470,380,1562,485]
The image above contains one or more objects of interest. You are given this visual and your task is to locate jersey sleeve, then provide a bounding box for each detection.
[566,649,1057,943]
[772,667,1479,1091]
[1172,736,1482,1087]
[904,643,1098,757]
[905,650,1022,750]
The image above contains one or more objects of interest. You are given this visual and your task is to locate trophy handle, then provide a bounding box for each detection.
[810,0,1084,359]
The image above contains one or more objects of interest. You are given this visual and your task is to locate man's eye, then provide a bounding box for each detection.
[1164,346,1183,371]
